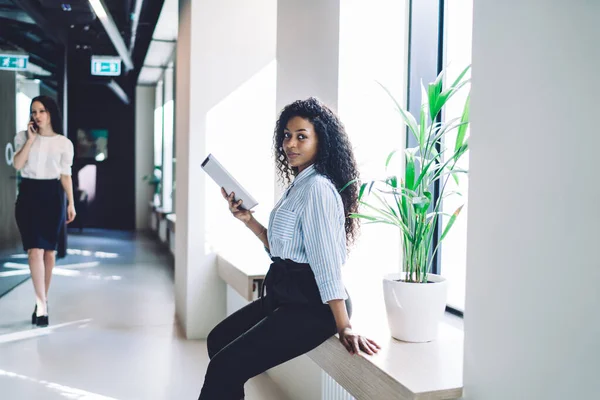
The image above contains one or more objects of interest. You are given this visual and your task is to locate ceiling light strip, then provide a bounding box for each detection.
[88,0,134,71]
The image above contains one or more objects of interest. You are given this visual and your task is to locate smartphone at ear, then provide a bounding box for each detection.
[30,117,38,132]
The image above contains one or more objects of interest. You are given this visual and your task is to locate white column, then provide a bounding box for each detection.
[135,85,155,231]
[464,1,600,399]
[276,0,341,112]
[274,0,341,205]
[175,0,277,339]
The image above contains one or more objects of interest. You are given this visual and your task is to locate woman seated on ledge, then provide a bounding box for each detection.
[199,97,380,400]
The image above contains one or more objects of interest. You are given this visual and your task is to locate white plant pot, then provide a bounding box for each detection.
[383,273,448,343]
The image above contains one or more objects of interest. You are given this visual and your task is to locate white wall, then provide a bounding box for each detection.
[463,1,600,399]
[174,0,191,329]
[17,79,40,100]
[15,79,39,140]
[0,71,20,251]
[135,85,155,231]
[175,0,277,339]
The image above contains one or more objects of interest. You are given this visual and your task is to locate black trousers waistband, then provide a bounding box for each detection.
[261,257,323,310]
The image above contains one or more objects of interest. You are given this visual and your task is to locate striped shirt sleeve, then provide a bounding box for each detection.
[301,179,348,303]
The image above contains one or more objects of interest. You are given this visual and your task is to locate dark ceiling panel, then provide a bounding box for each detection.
[0,24,58,69]
[104,0,132,37]
[0,9,35,23]
[2,0,165,91]
[36,0,100,27]
[131,0,164,83]
[12,0,67,44]
[0,0,18,9]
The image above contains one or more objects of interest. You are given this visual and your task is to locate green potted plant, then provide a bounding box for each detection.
[143,165,162,206]
[349,66,471,342]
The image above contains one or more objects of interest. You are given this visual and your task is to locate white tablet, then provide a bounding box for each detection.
[201,153,259,210]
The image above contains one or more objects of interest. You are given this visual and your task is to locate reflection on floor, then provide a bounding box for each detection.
[0,250,31,299]
[0,230,287,400]
[0,240,121,298]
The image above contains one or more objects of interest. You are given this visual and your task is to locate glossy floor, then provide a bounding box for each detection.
[0,230,287,400]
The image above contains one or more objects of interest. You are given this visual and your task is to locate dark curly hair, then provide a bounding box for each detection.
[273,97,360,249]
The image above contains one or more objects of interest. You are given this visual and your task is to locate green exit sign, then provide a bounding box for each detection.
[0,54,28,71]
[91,56,121,76]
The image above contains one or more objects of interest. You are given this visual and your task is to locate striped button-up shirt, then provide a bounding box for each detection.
[268,164,347,303]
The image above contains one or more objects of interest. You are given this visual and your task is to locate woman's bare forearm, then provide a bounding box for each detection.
[245,216,269,250]
[328,299,352,333]
[13,140,34,170]
[60,175,75,205]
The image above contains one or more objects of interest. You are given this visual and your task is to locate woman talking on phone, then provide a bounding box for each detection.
[198,97,380,399]
[12,95,75,327]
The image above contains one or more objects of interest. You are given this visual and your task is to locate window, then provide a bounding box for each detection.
[162,67,174,212]
[154,80,164,170]
[338,0,409,323]
[440,0,473,312]
[152,66,176,212]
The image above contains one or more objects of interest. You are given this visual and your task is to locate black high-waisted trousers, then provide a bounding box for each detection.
[198,257,352,400]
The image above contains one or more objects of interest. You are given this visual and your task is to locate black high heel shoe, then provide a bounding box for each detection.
[36,315,49,327]
[32,303,49,326]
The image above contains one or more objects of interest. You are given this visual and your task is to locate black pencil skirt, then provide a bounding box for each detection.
[15,178,66,252]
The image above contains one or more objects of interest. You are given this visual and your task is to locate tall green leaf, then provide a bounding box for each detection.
[386,149,400,169]
[419,104,427,147]
[439,205,463,242]
[412,155,437,190]
[455,94,470,155]
[428,74,445,120]
[435,79,470,114]
[405,150,416,190]
[376,81,419,139]
[428,117,463,148]
[360,199,398,224]
[358,182,368,200]
[350,213,377,221]
[432,169,468,183]
[339,178,359,193]
[449,65,471,92]
[412,191,432,213]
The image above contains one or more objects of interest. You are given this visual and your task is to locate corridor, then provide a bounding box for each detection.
[0,231,285,400]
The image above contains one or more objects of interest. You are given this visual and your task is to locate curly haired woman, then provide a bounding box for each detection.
[198,97,380,400]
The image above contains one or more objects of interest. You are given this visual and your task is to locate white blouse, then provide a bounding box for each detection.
[14,130,74,179]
